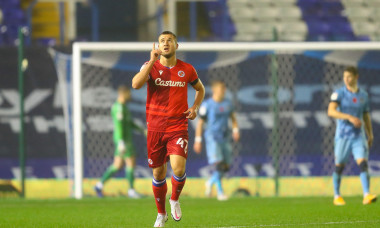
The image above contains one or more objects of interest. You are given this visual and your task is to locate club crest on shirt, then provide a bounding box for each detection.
[159,70,163,75]
[178,70,185,77]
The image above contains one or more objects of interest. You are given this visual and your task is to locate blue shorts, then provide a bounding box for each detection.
[334,137,368,165]
[205,136,232,165]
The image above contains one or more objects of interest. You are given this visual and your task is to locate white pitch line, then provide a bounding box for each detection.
[217,220,380,228]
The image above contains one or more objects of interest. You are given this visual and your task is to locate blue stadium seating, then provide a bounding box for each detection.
[298,0,362,41]
[204,0,236,41]
[205,0,372,41]
[0,0,26,45]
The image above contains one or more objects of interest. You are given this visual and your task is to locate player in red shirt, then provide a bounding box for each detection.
[132,31,205,227]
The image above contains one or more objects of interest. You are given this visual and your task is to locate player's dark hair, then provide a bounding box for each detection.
[118,85,130,93]
[210,79,226,87]
[159,31,177,42]
[344,66,358,76]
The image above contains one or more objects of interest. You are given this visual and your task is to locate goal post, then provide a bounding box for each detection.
[72,42,380,199]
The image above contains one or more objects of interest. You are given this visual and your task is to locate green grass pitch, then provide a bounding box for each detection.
[0,196,379,227]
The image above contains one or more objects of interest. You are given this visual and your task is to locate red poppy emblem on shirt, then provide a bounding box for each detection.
[353,97,357,103]
[219,107,224,112]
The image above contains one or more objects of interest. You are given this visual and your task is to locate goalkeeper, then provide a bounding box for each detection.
[95,85,145,198]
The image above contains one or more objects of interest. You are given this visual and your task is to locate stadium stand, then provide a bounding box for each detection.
[205,0,379,42]
[228,0,306,41]
[342,0,380,41]
[204,0,237,40]
[0,0,26,45]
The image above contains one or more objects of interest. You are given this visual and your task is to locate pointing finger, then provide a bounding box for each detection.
[152,42,155,51]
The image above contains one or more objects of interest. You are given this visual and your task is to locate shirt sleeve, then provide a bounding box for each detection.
[112,104,124,142]
[140,61,151,79]
[229,100,234,115]
[140,61,149,72]
[364,94,370,113]
[189,66,199,85]
[199,101,208,120]
[330,89,342,104]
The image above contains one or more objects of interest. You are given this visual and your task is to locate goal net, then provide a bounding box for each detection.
[65,42,380,199]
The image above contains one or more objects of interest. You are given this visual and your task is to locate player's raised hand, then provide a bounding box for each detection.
[193,142,202,154]
[348,116,362,128]
[150,43,161,62]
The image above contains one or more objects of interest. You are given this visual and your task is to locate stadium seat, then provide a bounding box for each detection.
[365,0,380,8]
[297,0,319,9]
[279,7,303,20]
[341,0,366,7]
[343,8,371,21]
[369,8,380,20]
[250,0,273,7]
[330,21,353,35]
[307,22,331,35]
[351,22,379,36]
[229,7,255,20]
[234,22,278,34]
[357,35,371,41]
[282,21,308,34]
[251,8,280,21]
[273,0,298,7]
[280,32,306,41]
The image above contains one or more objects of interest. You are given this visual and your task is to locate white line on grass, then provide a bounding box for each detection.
[217,220,380,227]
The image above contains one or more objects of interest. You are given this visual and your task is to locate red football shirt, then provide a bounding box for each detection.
[141,59,199,132]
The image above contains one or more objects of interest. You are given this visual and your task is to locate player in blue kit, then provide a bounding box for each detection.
[327,66,376,205]
[193,80,240,201]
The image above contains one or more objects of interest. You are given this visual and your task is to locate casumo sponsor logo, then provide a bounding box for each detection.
[155,78,185,87]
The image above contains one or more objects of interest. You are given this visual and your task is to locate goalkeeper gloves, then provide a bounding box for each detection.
[118,140,126,154]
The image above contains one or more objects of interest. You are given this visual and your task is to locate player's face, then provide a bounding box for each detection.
[119,90,131,103]
[343,71,358,88]
[212,83,226,100]
[158,34,178,58]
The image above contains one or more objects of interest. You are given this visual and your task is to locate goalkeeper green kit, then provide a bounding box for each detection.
[111,101,143,158]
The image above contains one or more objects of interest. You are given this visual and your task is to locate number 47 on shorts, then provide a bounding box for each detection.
[176,138,188,154]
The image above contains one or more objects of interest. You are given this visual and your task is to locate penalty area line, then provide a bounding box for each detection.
[217,220,380,227]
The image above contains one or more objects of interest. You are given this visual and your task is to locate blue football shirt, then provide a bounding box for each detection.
[199,98,234,142]
[330,86,369,139]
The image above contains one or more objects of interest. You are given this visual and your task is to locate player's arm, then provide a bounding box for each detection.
[230,112,240,142]
[193,118,205,154]
[363,112,374,147]
[112,107,126,153]
[132,121,146,136]
[132,43,161,89]
[184,79,205,120]
[327,101,361,128]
